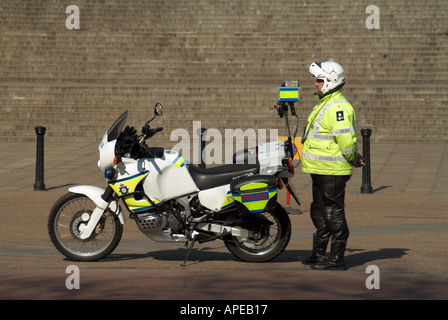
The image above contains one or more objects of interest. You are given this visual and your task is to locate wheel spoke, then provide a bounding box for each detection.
[224,205,291,262]
[49,193,122,260]
[235,212,280,254]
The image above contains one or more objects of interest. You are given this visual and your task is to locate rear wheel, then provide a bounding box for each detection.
[48,192,123,261]
[224,204,291,262]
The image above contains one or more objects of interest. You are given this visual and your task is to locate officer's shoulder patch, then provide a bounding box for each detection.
[336,111,344,121]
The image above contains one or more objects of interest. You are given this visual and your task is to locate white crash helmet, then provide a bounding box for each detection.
[309,58,346,95]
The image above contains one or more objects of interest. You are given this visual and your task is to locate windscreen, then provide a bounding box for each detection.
[106,110,128,142]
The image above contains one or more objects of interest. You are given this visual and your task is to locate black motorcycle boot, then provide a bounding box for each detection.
[301,235,329,265]
[310,240,347,270]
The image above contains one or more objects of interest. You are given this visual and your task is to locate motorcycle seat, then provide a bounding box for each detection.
[187,163,259,190]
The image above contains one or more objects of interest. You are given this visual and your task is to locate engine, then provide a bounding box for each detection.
[134,198,191,242]
[136,210,181,231]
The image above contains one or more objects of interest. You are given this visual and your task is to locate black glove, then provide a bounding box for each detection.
[351,153,366,168]
[122,125,137,138]
[116,125,138,155]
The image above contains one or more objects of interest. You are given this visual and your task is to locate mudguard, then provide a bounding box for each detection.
[69,185,125,225]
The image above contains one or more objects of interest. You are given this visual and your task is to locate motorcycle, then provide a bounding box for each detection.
[48,90,301,266]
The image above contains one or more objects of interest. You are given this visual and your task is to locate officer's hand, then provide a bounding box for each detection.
[352,153,365,167]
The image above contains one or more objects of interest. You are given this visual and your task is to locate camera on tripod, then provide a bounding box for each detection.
[278,81,301,102]
[276,81,301,117]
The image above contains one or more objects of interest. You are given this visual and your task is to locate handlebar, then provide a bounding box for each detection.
[139,125,163,144]
[142,125,163,138]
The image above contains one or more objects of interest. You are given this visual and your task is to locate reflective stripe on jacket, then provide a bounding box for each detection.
[301,90,358,176]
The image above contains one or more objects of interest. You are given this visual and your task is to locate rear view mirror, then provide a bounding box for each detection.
[154,102,163,116]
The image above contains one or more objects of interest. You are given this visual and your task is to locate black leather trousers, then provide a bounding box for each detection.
[310,174,351,255]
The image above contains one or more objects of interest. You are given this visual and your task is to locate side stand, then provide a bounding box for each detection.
[181,231,198,267]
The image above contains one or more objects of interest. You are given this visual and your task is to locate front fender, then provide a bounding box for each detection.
[69,185,125,224]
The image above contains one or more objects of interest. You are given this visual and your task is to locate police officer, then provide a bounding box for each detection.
[301,58,364,270]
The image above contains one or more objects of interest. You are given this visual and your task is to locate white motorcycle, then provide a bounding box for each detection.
[48,94,301,265]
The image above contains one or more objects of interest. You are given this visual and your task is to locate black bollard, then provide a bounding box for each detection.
[198,127,207,169]
[34,126,46,191]
[360,128,373,193]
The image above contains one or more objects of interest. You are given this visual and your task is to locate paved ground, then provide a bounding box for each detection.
[0,141,447,302]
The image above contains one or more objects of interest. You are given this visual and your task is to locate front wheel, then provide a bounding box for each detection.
[48,192,123,261]
[224,204,291,262]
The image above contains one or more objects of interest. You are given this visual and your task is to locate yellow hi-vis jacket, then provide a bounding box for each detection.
[301,90,358,176]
